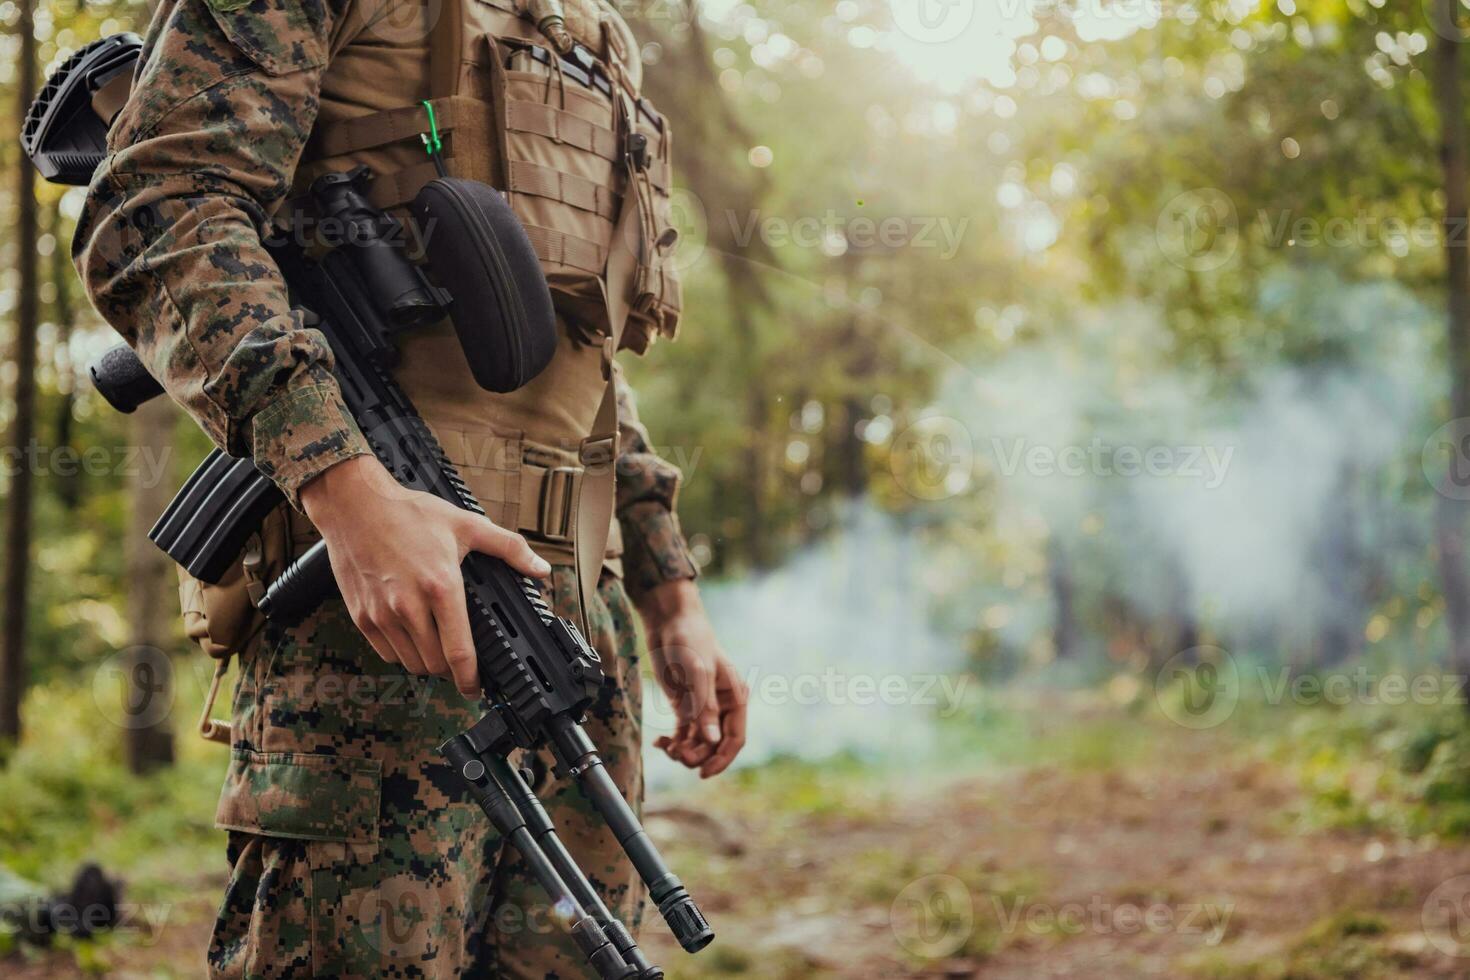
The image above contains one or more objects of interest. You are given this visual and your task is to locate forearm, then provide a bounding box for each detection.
[80,172,368,498]
[613,366,698,599]
[73,0,368,506]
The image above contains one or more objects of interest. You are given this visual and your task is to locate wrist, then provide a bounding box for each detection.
[636,577,701,626]
[300,455,392,529]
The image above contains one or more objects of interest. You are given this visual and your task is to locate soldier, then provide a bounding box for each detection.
[73,0,749,975]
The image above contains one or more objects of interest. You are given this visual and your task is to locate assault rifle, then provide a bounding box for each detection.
[27,34,712,980]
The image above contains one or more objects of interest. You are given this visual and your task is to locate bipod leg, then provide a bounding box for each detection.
[443,735,636,980]
[488,754,664,979]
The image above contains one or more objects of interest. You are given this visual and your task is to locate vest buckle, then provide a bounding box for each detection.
[537,465,582,543]
[626,131,650,172]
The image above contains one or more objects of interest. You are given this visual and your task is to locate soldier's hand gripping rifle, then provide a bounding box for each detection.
[26,35,712,980]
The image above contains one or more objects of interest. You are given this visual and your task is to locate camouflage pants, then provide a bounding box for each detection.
[207,566,645,979]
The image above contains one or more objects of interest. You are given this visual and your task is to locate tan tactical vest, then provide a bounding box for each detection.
[183,0,684,674]
[305,0,680,561]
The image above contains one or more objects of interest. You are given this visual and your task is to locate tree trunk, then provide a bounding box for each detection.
[1431,1,1470,687]
[1316,463,1364,667]
[1049,538,1079,660]
[731,301,770,568]
[124,398,177,772]
[51,201,81,511]
[1170,559,1200,661]
[2,0,41,744]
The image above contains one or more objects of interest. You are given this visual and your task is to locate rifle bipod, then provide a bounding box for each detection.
[443,715,665,980]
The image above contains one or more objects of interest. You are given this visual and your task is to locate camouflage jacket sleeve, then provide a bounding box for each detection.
[614,364,699,600]
[73,0,370,507]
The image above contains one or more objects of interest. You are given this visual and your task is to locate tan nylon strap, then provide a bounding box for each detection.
[91,71,132,125]
[430,0,463,100]
[517,463,624,559]
[569,89,642,638]
[571,382,618,636]
[306,97,480,160]
[647,158,671,194]
[508,159,619,221]
[524,224,608,274]
[506,100,621,160]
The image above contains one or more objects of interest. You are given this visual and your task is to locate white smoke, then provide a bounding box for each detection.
[644,503,968,787]
[937,270,1438,657]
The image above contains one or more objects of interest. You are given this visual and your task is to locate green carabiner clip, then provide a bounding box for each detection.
[421,100,448,178]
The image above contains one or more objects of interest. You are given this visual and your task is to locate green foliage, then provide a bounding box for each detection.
[0,665,225,895]
[1188,910,1419,980]
[1247,693,1470,839]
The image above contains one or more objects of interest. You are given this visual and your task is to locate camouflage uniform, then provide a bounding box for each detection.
[73,0,697,974]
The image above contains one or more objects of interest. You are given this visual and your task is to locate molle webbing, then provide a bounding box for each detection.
[509,159,619,220]
[504,98,670,191]
[506,98,618,159]
[523,223,607,274]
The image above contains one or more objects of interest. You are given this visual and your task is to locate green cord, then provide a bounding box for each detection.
[421,100,444,158]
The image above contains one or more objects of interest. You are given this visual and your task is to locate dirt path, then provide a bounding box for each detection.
[643,731,1470,979]
[14,722,1470,978]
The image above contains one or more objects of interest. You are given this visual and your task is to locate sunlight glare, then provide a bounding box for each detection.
[880,1,1163,92]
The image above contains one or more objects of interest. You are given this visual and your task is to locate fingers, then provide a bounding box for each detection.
[429,577,481,698]
[694,677,722,748]
[459,514,550,578]
[659,720,713,769]
[655,654,719,769]
[399,597,447,684]
[380,621,428,677]
[358,622,398,667]
[700,671,750,779]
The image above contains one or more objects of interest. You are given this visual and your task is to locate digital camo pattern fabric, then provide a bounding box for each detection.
[210,566,645,979]
[72,2,689,973]
[614,364,700,600]
[72,0,371,506]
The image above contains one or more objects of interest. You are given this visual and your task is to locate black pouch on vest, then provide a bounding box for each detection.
[413,178,559,393]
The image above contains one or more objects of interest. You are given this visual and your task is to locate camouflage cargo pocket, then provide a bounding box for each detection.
[216,749,381,842]
[213,750,383,977]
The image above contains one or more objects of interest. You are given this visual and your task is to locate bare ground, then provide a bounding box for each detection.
[12,712,1470,979]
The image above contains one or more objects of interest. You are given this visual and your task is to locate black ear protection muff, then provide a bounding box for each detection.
[412,178,560,393]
